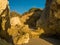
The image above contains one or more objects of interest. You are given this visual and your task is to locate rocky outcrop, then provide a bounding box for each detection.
[25,8,42,29]
[21,8,42,29]
[8,26,30,45]
[37,0,60,36]
[20,8,43,39]
[10,12,24,28]
[0,0,8,15]
[1,0,60,45]
[21,12,34,24]
[0,0,11,41]
[8,12,30,45]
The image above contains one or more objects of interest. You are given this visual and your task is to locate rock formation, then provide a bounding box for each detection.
[0,0,8,15]
[0,0,11,41]
[21,12,34,24]
[8,12,30,45]
[0,0,60,45]
[0,0,27,45]
[37,0,60,36]
[21,8,42,29]
[25,8,42,29]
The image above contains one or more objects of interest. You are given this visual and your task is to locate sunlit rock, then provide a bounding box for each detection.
[14,33,29,45]
[0,0,8,15]
[0,0,11,41]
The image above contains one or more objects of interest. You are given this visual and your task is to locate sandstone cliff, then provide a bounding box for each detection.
[21,8,42,29]
[0,0,11,41]
[37,0,60,37]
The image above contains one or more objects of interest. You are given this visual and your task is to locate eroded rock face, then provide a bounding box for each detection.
[8,13,30,45]
[13,33,29,45]
[37,0,60,36]
[21,8,42,29]
[21,12,34,24]
[25,9,42,29]
[0,0,8,15]
[10,17,22,26]
[0,0,11,41]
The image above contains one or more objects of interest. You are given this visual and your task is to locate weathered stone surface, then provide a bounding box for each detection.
[37,0,60,36]
[0,0,11,41]
[8,26,30,45]
[21,12,34,23]
[25,8,42,29]
[8,12,30,45]
[0,0,8,15]
[21,8,42,29]
[14,33,29,45]
[10,17,22,26]
[0,0,60,45]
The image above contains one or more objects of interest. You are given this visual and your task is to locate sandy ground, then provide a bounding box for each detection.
[23,37,60,45]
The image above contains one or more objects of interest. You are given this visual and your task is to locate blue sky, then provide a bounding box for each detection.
[9,0,46,14]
